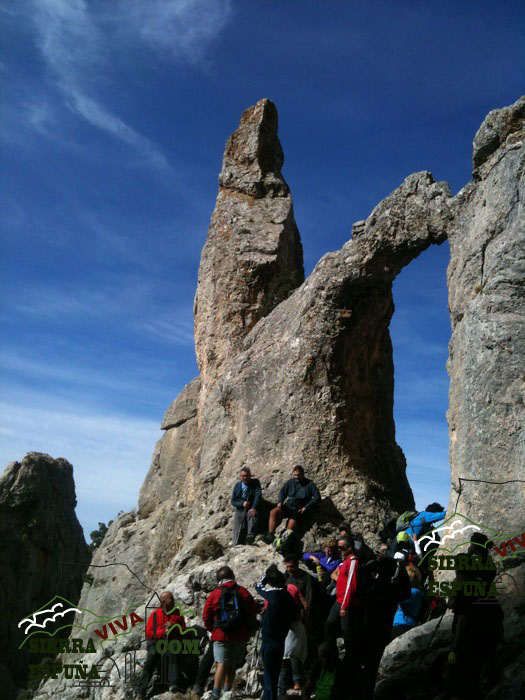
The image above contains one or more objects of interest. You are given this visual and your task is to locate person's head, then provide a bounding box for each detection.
[406,565,422,588]
[468,532,493,557]
[265,565,286,588]
[376,556,397,581]
[338,522,351,538]
[425,502,444,513]
[318,643,339,670]
[216,565,235,582]
[284,555,300,575]
[337,536,354,557]
[239,467,251,483]
[323,538,338,557]
[396,531,411,545]
[292,465,305,481]
[160,591,175,613]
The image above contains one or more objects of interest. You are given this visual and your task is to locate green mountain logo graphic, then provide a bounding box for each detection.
[18,594,197,650]
[417,512,524,565]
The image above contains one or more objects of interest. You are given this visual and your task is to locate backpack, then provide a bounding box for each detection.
[396,511,418,533]
[214,585,245,631]
[273,529,297,557]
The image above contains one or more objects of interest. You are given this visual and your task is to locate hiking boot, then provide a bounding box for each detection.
[246,534,255,545]
[263,532,275,544]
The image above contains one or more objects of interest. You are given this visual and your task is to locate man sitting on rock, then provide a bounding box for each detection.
[231,466,262,545]
[202,565,257,699]
[264,465,320,543]
[137,591,188,699]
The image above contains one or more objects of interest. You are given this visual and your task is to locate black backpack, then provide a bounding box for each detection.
[214,585,245,631]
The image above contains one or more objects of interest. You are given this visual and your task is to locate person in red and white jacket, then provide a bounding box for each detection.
[137,591,188,699]
[146,594,187,641]
[324,536,363,657]
[202,566,257,699]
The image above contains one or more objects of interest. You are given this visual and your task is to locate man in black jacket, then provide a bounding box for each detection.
[265,465,320,542]
[255,566,298,700]
[231,467,262,545]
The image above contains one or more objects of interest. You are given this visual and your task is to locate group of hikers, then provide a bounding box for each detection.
[136,466,504,700]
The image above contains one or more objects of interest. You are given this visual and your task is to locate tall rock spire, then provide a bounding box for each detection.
[194,99,304,388]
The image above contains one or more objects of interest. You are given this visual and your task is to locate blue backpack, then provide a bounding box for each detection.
[214,585,245,631]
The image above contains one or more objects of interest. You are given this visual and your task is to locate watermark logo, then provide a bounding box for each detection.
[417,512,524,604]
[19,593,199,688]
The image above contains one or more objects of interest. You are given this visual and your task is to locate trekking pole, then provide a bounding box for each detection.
[417,609,447,668]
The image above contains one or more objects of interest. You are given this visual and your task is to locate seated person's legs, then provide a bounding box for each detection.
[269,506,284,534]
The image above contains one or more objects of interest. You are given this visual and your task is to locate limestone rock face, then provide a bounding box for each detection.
[140,376,201,518]
[32,97,525,700]
[0,452,90,698]
[192,170,451,545]
[194,99,304,388]
[447,96,525,530]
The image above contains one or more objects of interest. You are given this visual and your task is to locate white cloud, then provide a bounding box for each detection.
[67,90,170,169]
[23,0,166,168]
[0,392,162,537]
[114,0,232,61]
[8,281,195,348]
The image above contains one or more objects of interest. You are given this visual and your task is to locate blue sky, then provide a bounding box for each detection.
[1,1,523,538]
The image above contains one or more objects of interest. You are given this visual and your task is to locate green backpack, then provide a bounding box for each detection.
[396,511,417,532]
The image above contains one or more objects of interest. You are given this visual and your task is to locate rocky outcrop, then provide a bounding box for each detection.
[447,95,525,531]
[192,170,451,546]
[0,452,90,698]
[194,99,304,389]
[31,97,525,699]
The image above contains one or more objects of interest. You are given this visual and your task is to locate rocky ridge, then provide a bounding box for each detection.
[30,96,525,699]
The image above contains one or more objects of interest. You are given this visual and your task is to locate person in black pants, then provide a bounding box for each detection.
[255,566,297,700]
[361,557,410,699]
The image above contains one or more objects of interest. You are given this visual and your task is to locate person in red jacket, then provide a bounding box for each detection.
[324,537,362,656]
[202,566,257,699]
[137,591,188,699]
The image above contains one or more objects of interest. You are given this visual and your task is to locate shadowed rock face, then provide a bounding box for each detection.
[0,452,90,698]
[447,96,525,530]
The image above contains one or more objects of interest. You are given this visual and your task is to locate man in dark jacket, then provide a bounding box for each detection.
[255,565,298,700]
[231,467,262,545]
[202,566,257,699]
[265,465,320,542]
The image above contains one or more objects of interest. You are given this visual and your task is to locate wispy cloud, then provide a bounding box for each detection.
[19,0,231,168]
[0,391,162,536]
[113,0,232,63]
[5,280,195,349]
[25,0,170,169]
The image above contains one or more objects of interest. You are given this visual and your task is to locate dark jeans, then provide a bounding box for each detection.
[194,643,214,692]
[137,642,181,695]
[278,657,303,695]
[325,602,351,652]
[262,639,285,700]
[361,644,385,700]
